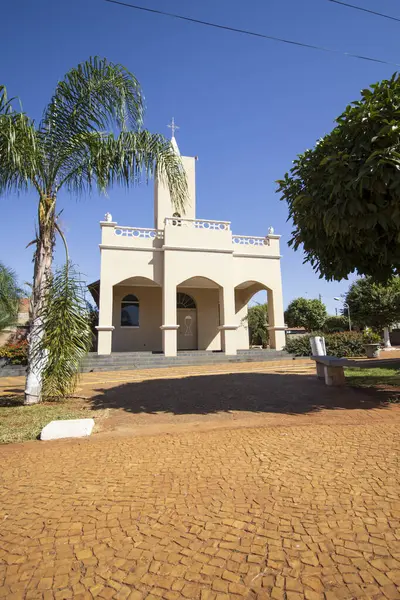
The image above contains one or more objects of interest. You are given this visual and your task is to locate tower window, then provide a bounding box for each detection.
[172,212,182,226]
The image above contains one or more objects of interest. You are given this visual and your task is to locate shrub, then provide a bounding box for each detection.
[363,328,381,344]
[284,335,313,357]
[0,340,28,365]
[284,331,366,357]
[325,332,366,357]
[322,315,349,333]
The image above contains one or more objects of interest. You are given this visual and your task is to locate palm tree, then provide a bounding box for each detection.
[0,57,187,404]
[0,263,22,333]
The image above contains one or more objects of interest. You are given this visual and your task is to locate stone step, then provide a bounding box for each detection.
[0,351,292,377]
[81,352,291,373]
[0,366,27,377]
[82,355,287,367]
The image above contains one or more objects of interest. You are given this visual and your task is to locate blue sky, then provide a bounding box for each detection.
[1,0,397,314]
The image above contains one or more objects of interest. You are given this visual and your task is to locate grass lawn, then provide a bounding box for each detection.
[0,398,94,445]
[345,366,400,392]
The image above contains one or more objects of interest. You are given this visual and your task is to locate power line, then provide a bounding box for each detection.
[104,0,400,67]
[328,0,400,24]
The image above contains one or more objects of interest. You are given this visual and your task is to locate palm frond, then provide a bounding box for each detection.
[34,263,92,398]
[0,262,22,332]
[59,129,188,211]
[0,89,43,195]
[40,57,144,186]
[0,86,13,115]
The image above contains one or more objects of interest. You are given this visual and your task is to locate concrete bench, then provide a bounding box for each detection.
[311,356,400,386]
[311,356,348,386]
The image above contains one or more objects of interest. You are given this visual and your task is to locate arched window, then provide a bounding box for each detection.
[177,293,196,309]
[121,294,139,326]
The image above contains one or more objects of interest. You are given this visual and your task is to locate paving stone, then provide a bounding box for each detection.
[2,363,400,599]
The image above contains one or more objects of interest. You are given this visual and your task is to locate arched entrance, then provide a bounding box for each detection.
[234,280,286,350]
[177,292,198,350]
[234,281,270,350]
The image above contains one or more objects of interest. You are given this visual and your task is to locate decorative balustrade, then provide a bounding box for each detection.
[165,217,231,231]
[232,235,270,247]
[114,227,164,240]
[109,223,273,251]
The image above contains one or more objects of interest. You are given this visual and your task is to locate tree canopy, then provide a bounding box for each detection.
[285,297,327,332]
[0,59,187,209]
[277,73,400,281]
[247,303,269,347]
[344,277,400,331]
[322,315,349,333]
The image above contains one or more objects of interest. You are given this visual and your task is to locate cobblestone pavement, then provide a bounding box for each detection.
[1,362,400,599]
[3,359,398,436]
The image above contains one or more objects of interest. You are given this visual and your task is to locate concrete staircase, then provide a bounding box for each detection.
[0,349,292,377]
[80,349,291,373]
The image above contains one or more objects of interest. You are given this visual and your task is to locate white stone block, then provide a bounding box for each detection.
[40,419,95,441]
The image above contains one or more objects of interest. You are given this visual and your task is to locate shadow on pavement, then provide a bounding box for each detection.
[87,371,395,416]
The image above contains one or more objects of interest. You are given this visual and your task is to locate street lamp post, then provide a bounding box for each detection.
[334,297,352,331]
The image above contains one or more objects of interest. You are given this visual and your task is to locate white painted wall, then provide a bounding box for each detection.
[96,149,285,355]
[111,285,224,352]
[154,155,196,228]
[112,286,162,352]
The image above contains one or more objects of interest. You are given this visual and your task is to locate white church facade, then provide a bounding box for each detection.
[90,134,286,357]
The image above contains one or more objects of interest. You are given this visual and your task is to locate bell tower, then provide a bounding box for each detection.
[154,119,196,229]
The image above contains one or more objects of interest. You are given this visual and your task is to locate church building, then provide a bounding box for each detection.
[90,130,286,357]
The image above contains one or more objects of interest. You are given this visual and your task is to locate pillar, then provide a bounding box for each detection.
[267,287,286,350]
[161,280,178,357]
[96,281,114,355]
[218,286,238,356]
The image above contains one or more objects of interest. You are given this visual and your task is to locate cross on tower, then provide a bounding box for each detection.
[168,117,180,138]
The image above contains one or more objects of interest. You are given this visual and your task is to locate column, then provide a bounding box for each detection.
[161,280,178,357]
[267,287,286,350]
[96,281,114,355]
[218,286,238,356]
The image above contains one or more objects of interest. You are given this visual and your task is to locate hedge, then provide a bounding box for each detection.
[284,332,366,357]
[0,340,28,365]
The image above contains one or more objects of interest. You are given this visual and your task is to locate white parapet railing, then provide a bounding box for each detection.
[114,226,164,240]
[165,217,231,231]
[232,235,270,246]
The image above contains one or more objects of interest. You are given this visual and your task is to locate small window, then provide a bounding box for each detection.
[121,294,139,327]
[172,212,182,226]
[177,293,196,309]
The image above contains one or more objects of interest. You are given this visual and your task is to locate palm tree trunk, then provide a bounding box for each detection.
[24,195,55,405]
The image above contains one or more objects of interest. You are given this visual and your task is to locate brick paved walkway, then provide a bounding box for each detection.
[1,362,400,599]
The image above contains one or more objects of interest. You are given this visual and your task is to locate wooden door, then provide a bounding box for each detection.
[177,309,197,350]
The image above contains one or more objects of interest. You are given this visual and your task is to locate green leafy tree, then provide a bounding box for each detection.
[285,297,327,332]
[277,74,400,281]
[322,315,349,333]
[0,58,187,404]
[246,303,269,347]
[87,302,99,352]
[0,263,22,332]
[345,277,400,347]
